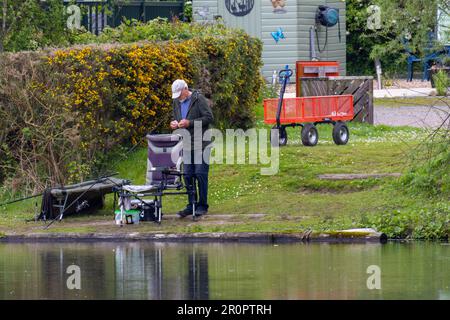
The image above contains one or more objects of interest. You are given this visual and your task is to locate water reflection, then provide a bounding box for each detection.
[0,242,448,300]
[113,243,209,299]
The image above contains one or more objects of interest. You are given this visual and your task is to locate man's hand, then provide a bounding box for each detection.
[170,120,179,130]
[178,119,190,128]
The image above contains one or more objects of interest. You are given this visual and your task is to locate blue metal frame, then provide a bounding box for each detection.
[403,34,450,82]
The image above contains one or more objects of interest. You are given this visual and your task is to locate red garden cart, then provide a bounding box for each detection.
[264,67,354,146]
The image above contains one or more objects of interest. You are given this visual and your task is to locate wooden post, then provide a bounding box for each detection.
[375,58,382,90]
[368,78,374,124]
[1,0,6,52]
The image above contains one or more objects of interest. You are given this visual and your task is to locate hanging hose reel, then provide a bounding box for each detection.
[315,5,342,53]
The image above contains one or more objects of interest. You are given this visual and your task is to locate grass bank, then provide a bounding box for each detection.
[0,98,448,240]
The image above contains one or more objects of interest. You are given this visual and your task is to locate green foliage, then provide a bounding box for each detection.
[346,0,448,76]
[183,1,192,22]
[362,203,450,240]
[0,1,196,52]
[433,70,450,96]
[66,161,92,185]
[70,18,232,44]
[346,0,378,75]
[190,32,264,129]
[312,199,450,240]
[442,56,450,67]
[0,0,69,52]
[400,134,450,197]
[260,84,279,100]
[0,143,14,183]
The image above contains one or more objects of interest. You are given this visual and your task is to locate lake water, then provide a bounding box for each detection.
[0,241,448,300]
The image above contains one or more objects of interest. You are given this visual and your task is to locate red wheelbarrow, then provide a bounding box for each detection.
[264,94,354,146]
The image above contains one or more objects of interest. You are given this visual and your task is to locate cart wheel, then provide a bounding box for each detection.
[332,122,349,145]
[271,126,288,146]
[301,124,319,146]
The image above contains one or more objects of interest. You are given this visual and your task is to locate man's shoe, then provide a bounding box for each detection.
[177,208,193,218]
[194,208,208,217]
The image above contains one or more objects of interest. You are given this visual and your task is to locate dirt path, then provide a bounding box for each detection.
[375,105,449,128]
[318,173,402,180]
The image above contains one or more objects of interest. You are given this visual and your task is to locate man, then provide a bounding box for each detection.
[170,79,214,217]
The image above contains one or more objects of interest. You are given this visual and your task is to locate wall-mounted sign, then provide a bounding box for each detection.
[225,0,254,17]
[271,0,287,14]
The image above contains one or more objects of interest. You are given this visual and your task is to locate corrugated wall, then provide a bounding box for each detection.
[261,1,299,81]
[192,0,219,21]
[193,0,347,82]
[218,1,261,38]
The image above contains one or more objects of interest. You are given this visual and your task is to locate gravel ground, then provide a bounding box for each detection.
[378,79,432,89]
[375,105,449,129]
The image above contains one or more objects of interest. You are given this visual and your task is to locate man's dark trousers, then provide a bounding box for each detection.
[184,148,210,212]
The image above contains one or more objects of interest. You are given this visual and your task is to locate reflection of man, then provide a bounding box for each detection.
[170,79,214,217]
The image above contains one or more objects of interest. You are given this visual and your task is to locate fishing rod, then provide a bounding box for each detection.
[0,171,119,208]
[0,192,43,207]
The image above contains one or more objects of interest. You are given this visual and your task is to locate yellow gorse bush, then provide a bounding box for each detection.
[46,40,194,147]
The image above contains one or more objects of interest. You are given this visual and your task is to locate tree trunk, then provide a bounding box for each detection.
[2,0,6,32]
[0,0,6,52]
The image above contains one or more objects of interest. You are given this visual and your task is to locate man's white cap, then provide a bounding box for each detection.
[171,79,188,99]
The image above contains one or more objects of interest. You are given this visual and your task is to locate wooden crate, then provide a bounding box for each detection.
[299,76,374,124]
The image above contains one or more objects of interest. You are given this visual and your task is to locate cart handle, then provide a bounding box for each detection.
[279,68,293,81]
